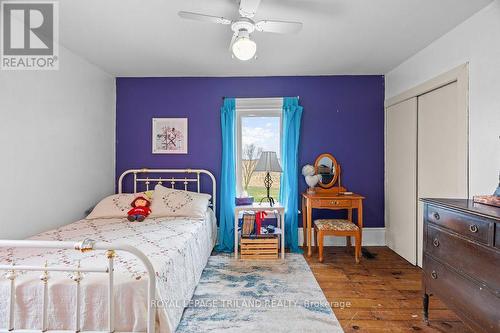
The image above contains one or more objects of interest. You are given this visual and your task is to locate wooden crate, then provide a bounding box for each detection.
[240,236,279,260]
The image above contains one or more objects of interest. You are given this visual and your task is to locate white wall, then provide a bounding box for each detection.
[0,46,116,239]
[385,0,500,196]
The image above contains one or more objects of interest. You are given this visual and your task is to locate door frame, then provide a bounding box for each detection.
[385,63,469,112]
[384,63,470,266]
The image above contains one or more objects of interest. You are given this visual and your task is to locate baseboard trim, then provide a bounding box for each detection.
[298,227,386,246]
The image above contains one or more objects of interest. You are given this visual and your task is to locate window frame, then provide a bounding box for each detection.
[235,98,283,198]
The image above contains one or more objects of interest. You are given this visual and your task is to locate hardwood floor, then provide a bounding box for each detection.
[304,246,472,333]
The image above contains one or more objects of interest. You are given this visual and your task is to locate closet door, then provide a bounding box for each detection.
[386,98,417,265]
[417,81,468,267]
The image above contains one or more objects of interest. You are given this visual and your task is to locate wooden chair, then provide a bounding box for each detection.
[313,218,361,263]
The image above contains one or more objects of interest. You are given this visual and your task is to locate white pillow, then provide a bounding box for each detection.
[86,192,152,219]
[150,184,211,218]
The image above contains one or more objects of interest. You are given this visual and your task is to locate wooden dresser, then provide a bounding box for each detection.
[421,198,500,333]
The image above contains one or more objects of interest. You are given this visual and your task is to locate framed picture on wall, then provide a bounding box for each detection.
[152,118,188,154]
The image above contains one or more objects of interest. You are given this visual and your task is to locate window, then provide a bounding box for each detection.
[236,98,283,202]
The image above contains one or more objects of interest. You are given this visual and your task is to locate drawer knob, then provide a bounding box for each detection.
[469,225,479,233]
[431,271,438,279]
[432,212,440,220]
[331,201,339,205]
[433,238,439,247]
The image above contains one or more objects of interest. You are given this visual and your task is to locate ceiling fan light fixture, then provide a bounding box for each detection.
[179,0,302,60]
[232,32,257,61]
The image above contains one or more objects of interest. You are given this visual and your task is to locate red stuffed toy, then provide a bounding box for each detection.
[127,196,151,222]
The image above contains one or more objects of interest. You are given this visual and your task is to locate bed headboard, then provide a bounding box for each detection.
[118,168,217,212]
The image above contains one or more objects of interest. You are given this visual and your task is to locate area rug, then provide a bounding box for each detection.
[176,253,343,333]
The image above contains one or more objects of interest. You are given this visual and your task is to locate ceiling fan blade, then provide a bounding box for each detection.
[178,11,232,25]
[239,0,261,18]
[255,20,303,34]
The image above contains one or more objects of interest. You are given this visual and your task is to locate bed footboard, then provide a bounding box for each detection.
[0,239,157,333]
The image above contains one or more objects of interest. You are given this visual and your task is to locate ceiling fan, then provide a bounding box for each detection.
[178,0,303,61]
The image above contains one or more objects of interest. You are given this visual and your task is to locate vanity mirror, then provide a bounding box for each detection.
[314,153,340,189]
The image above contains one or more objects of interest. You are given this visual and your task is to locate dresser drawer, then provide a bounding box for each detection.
[426,225,500,294]
[312,199,351,208]
[423,255,500,333]
[426,205,493,245]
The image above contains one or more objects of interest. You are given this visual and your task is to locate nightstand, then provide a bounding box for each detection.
[234,203,285,260]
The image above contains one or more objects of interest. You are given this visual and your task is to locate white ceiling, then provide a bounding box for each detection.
[58,0,492,77]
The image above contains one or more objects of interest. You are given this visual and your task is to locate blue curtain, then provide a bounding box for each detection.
[279,97,303,252]
[216,98,236,252]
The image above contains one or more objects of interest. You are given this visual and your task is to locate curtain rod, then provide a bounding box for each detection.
[222,96,300,100]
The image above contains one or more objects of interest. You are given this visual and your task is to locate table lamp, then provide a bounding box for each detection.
[254,151,282,206]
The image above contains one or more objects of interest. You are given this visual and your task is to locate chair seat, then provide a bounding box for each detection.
[314,219,359,231]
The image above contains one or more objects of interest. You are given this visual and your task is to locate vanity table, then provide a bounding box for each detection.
[302,192,364,257]
[301,154,365,257]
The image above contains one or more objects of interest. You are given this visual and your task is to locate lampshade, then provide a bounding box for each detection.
[254,151,282,173]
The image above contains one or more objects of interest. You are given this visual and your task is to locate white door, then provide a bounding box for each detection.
[417,81,468,267]
[385,98,418,265]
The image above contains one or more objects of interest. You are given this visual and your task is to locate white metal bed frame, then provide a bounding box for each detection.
[0,168,216,333]
[118,168,216,212]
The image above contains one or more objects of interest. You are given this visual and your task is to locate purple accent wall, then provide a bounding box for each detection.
[116,76,385,228]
